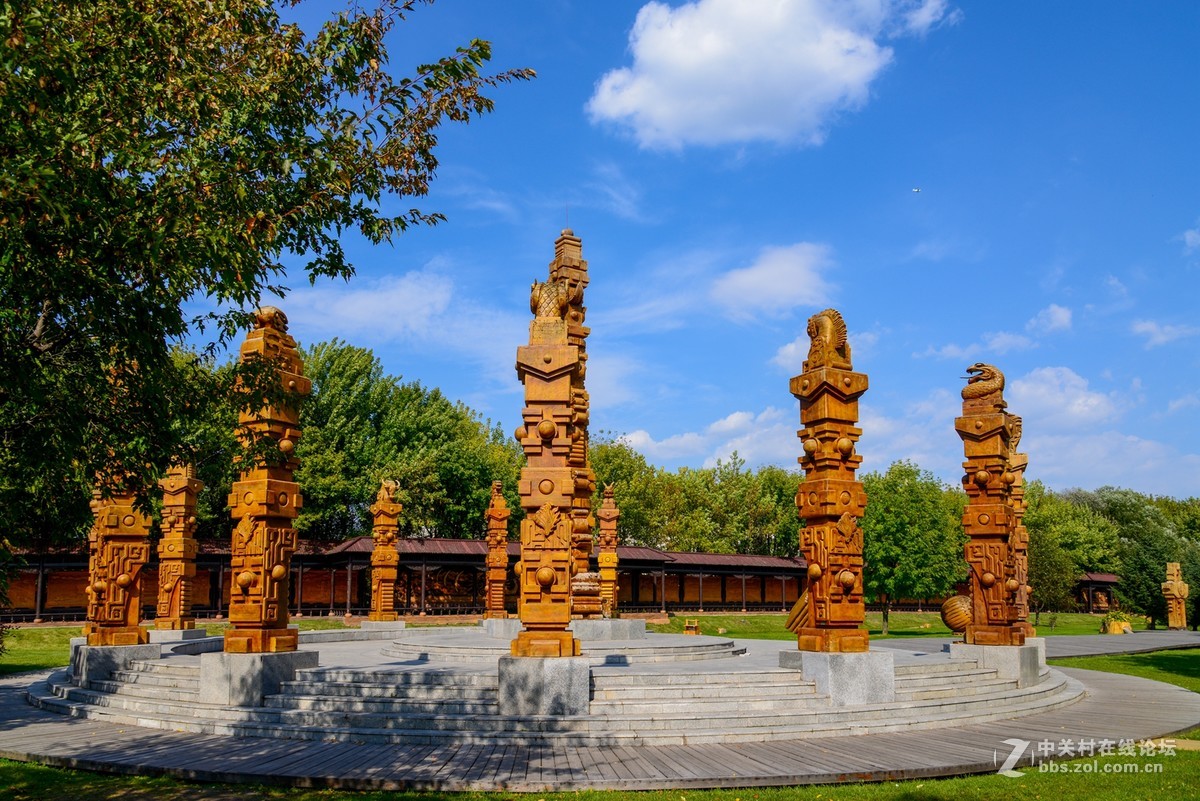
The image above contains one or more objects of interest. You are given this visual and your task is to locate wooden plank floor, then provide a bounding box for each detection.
[3,663,1200,791]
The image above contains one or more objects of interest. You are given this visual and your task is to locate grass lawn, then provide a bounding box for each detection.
[1049,648,1200,694]
[646,610,1139,640]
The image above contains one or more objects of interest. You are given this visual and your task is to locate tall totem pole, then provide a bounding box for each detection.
[484,481,511,619]
[225,307,310,653]
[84,484,152,645]
[786,309,870,653]
[368,480,402,622]
[155,464,204,631]
[596,484,621,616]
[955,363,1028,646]
[510,230,596,657]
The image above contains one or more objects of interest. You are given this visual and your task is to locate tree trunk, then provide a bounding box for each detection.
[881,596,890,636]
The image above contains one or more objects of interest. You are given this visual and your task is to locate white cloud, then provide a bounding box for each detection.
[620,429,709,461]
[919,330,1035,360]
[1025,303,1072,333]
[1024,430,1200,498]
[585,353,643,412]
[587,0,956,149]
[1181,221,1200,253]
[1168,393,1200,414]
[1008,367,1119,430]
[1131,319,1200,348]
[582,162,645,221]
[710,243,836,319]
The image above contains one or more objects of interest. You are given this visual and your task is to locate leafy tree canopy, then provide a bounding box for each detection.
[0,1,532,552]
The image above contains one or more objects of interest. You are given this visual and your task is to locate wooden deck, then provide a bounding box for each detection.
[6,631,1200,790]
[3,663,1199,791]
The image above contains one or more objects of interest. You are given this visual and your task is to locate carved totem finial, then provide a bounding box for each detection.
[804,308,852,370]
[961,363,1006,412]
[254,306,289,332]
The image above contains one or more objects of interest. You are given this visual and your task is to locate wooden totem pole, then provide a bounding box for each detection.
[484,482,512,619]
[225,307,310,653]
[596,484,621,616]
[368,480,402,622]
[786,309,870,653]
[510,229,598,656]
[84,484,152,645]
[955,363,1026,646]
[1164,563,1189,630]
[155,464,204,631]
[1006,416,1034,637]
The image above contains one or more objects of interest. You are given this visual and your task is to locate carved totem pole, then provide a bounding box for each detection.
[596,484,621,617]
[1164,562,1189,630]
[84,484,152,645]
[510,229,597,657]
[786,309,870,653]
[484,481,511,619]
[1005,416,1034,637]
[155,464,204,631]
[955,363,1026,646]
[368,480,403,622]
[225,307,310,653]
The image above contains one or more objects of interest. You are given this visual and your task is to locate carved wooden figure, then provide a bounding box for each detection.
[1164,562,1189,630]
[955,363,1026,646]
[484,481,511,619]
[155,464,204,630]
[225,307,310,653]
[1005,416,1035,637]
[368,480,403,622]
[84,485,151,645]
[510,230,599,656]
[786,309,870,653]
[596,484,621,616]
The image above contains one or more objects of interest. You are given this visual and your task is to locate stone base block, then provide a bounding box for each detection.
[497,656,591,716]
[84,625,149,647]
[198,650,319,707]
[360,620,407,632]
[510,630,581,657]
[780,650,895,706]
[569,619,647,640]
[147,628,209,643]
[71,643,162,687]
[949,641,1041,688]
[483,618,524,639]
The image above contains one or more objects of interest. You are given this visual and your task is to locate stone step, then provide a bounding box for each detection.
[591,682,817,701]
[589,694,826,715]
[89,679,199,703]
[892,667,999,688]
[294,669,498,687]
[263,694,497,715]
[109,669,200,690]
[27,670,1083,749]
[127,659,201,678]
[590,669,803,688]
[892,658,979,676]
[895,678,1017,701]
[278,680,496,701]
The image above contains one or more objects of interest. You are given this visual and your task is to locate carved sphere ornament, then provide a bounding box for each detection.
[940,595,972,633]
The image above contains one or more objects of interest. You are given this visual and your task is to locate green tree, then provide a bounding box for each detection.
[590,436,659,546]
[861,461,967,634]
[0,0,532,577]
[1024,481,1122,575]
[1026,526,1078,623]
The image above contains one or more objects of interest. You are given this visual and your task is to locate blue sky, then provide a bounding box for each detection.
[266,1,1200,497]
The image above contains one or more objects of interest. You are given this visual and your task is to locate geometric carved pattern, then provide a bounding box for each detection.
[1164,562,1189,630]
[510,230,597,657]
[224,307,310,653]
[787,309,870,653]
[955,363,1028,647]
[155,463,204,631]
[84,485,151,646]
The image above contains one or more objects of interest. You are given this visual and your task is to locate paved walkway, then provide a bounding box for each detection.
[876,629,1200,658]
[2,632,1199,791]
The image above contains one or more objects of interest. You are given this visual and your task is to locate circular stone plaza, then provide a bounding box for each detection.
[4,623,1200,791]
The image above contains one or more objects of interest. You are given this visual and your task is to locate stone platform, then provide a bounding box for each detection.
[9,629,1200,790]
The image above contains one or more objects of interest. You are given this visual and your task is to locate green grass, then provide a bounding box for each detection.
[2,751,1197,800]
[646,610,1143,640]
[1049,648,1200,694]
[0,619,354,676]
